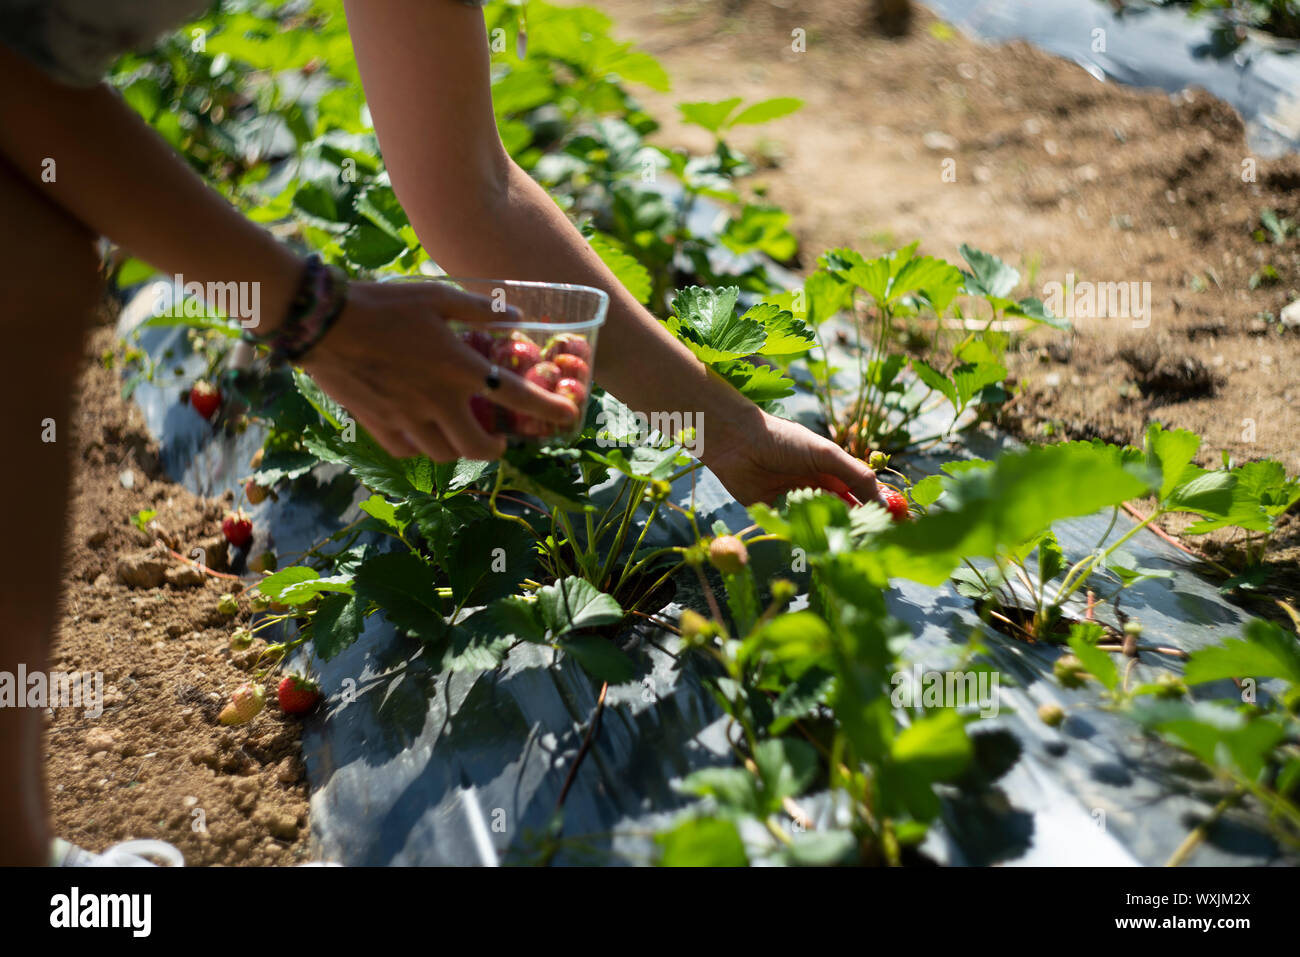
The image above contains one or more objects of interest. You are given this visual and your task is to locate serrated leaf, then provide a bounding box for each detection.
[557,633,636,683]
[589,232,652,305]
[1184,618,1300,686]
[959,244,1020,298]
[657,817,749,866]
[311,593,364,661]
[537,577,623,635]
[668,286,766,362]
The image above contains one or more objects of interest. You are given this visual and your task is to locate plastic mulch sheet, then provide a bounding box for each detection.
[116,287,1294,866]
[920,0,1300,156]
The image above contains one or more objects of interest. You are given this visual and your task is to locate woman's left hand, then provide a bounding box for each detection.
[703,408,883,508]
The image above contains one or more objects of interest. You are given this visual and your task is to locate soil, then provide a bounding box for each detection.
[46,317,312,867]
[593,0,1300,593]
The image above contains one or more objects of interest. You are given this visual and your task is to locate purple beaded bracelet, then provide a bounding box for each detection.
[243,255,348,366]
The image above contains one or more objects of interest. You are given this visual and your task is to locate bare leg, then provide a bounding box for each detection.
[0,157,101,865]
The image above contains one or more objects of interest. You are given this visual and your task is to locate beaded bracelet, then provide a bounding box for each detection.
[243,255,348,366]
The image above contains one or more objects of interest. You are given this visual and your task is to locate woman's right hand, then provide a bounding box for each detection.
[299,279,578,462]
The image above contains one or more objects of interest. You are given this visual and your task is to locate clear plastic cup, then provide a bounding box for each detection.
[398,277,608,447]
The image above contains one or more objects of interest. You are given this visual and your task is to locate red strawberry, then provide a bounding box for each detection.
[222,509,254,548]
[552,353,590,383]
[277,675,322,715]
[470,395,500,434]
[524,360,562,391]
[544,333,591,363]
[554,377,587,406]
[491,333,540,373]
[461,330,494,357]
[244,478,269,505]
[189,381,221,420]
[219,683,266,726]
[881,489,910,523]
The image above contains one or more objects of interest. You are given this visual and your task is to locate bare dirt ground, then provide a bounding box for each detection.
[46,319,311,866]
[594,0,1300,589]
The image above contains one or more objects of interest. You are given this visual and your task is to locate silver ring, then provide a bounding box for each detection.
[484,364,501,391]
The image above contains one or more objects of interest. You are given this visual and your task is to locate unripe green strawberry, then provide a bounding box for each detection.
[868,451,890,471]
[249,591,271,613]
[229,627,254,651]
[1054,654,1087,689]
[708,535,749,574]
[770,578,797,604]
[218,683,266,726]
[248,552,277,574]
[1123,619,1143,637]
[217,593,239,616]
[1154,673,1187,699]
[1037,703,1066,727]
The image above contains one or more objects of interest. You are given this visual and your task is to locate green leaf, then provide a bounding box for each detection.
[678,97,742,133]
[656,817,749,866]
[731,96,803,126]
[1005,296,1069,330]
[714,360,797,402]
[537,577,623,635]
[311,594,364,661]
[359,495,405,534]
[280,574,355,605]
[952,361,1007,408]
[910,359,957,407]
[140,314,241,337]
[479,595,547,643]
[863,442,1157,586]
[743,302,814,355]
[589,232,652,305]
[783,830,857,866]
[753,738,818,813]
[910,475,945,508]
[353,552,446,641]
[667,286,766,362]
[446,517,538,607]
[891,709,972,780]
[557,633,636,684]
[769,670,835,734]
[959,244,1020,298]
[1184,619,1300,686]
[678,767,759,813]
[256,566,319,600]
[1145,422,1203,503]
[1067,622,1119,691]
[1037,531,1064,583]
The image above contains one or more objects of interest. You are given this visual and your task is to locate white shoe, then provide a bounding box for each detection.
[51,838,185,867]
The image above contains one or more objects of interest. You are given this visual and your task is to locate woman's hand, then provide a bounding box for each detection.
[300,280,578,462]
[703,407,883,508]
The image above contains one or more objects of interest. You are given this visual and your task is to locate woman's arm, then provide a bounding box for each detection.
[0,41,302,329]
[342,0,881,506]
[0,40,575,463]
[340,3,758,444]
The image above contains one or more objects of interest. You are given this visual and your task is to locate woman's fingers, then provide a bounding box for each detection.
[810,440,880,505]
[440,406,507,462]
[400,420,458,463]
[471,357,579,427]
[424,281,522,325]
